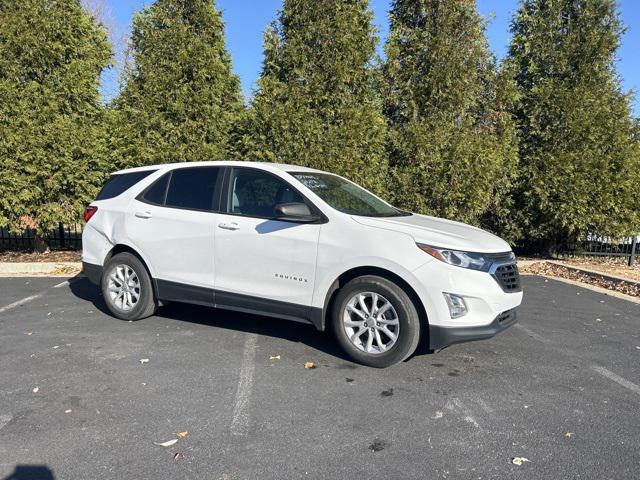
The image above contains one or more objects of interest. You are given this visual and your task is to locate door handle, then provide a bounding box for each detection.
[218,221,240,231]
[135,211,153,219]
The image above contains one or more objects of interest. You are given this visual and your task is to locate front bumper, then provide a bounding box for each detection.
[82,261,103,286]
[429,308,517,351]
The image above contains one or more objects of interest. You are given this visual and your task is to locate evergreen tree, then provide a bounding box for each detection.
[0,0,112,245]
[242,0,387,194]
[507,0,640,252]
[384,0,517,229]
[383,0,518,228]
[110,0,244,168]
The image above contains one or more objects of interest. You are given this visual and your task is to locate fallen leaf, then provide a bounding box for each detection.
[32,387,39,393]
[176,431,188,439]
[304,361,315,369]
[153,439,178,447]
[173,452,185,461]
[140,358,149,364]
[565,432,573,438]
[270,355,281,360]
[511,457,530,466]
[64,409,72,414]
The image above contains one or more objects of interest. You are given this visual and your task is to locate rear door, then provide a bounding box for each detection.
[213,167,322,308]
[127,166,222,301]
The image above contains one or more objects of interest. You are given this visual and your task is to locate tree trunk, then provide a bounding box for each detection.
[33,233,49,253]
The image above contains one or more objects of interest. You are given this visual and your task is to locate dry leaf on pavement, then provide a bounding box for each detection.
[173,452,185,461]
[304,361,315,369]
[176,431,188,439]
[153,439,178,447]
[270,355,281,360]
[511,457,530,466]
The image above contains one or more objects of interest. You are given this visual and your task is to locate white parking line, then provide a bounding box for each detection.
[514,323,551,344]
[0,278,75,314]
[592,366,640,396]
[230,333,258,436]
[0,294,43,314]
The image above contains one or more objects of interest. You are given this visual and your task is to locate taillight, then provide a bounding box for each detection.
[83,206,98,222]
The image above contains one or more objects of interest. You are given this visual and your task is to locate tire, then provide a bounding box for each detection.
[331,275,421,368]
[101,252,156,321]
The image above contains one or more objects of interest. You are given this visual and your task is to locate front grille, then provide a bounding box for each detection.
[492,263,521,293]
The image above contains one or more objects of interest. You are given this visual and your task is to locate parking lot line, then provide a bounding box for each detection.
[0,293,43,314]
[514,323,551,344]
[0,278,76,315]
[592,365,640,396]
[230,333,258,436]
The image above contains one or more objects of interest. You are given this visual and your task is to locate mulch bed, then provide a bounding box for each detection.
[0,250,82,263]
[520,261,640,298]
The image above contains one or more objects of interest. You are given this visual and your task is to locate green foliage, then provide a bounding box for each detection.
[507,0,640,250]
[0,0,112,236]
[383,0,518,231]
[110,0,244,169]
[241,0,387,195]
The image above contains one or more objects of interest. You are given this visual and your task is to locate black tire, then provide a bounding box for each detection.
[331,275,421,368]
[101,252,156,321]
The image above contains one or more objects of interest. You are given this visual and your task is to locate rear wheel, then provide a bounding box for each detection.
[101,252,156,321]
[331,275,421,368]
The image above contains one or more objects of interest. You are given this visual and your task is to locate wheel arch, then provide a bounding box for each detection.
[321,266,429,334]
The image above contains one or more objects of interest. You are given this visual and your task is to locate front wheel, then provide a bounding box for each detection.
[101,252,156,321]
[331,275,421,368]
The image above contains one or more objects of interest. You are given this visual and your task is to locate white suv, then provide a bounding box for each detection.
[82,161,522,367]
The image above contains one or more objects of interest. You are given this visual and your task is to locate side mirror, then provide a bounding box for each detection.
[274,202,320,223]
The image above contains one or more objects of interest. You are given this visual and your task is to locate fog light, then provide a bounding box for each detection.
[443,293,468,319]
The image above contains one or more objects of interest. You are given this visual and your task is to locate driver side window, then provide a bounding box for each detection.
[227,168,304,218]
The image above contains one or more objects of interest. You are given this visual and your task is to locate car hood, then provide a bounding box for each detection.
[352,214,511,253]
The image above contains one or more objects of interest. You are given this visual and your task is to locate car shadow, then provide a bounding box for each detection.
[2,465,55,480]
[68,275,352,362]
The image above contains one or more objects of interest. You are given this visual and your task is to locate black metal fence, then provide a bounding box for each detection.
[562,233,639,266]
[0,223,83,250]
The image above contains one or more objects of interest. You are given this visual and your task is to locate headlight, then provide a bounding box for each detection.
[417,244,512,272]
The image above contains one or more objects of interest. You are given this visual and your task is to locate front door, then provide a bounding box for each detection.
[214,167,321,308]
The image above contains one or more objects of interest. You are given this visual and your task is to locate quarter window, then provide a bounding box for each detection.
[164,167,221,211]
[227,168,304,218]
[140,173,169,205]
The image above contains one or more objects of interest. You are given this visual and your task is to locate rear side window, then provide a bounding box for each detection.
[165,167,221,211]
[97,170,155,200]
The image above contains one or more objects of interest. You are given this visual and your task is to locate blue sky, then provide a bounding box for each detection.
[103,0,640,114]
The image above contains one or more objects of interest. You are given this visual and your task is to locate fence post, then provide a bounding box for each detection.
[58,223,65,249]
[630,235,638,267]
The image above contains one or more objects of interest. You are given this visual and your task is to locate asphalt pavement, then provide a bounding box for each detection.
[0,275,639,479]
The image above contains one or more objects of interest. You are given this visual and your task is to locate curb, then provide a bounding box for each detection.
[0,262,81,277]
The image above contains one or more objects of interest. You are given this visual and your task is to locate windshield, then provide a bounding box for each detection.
[289,172,409,217]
